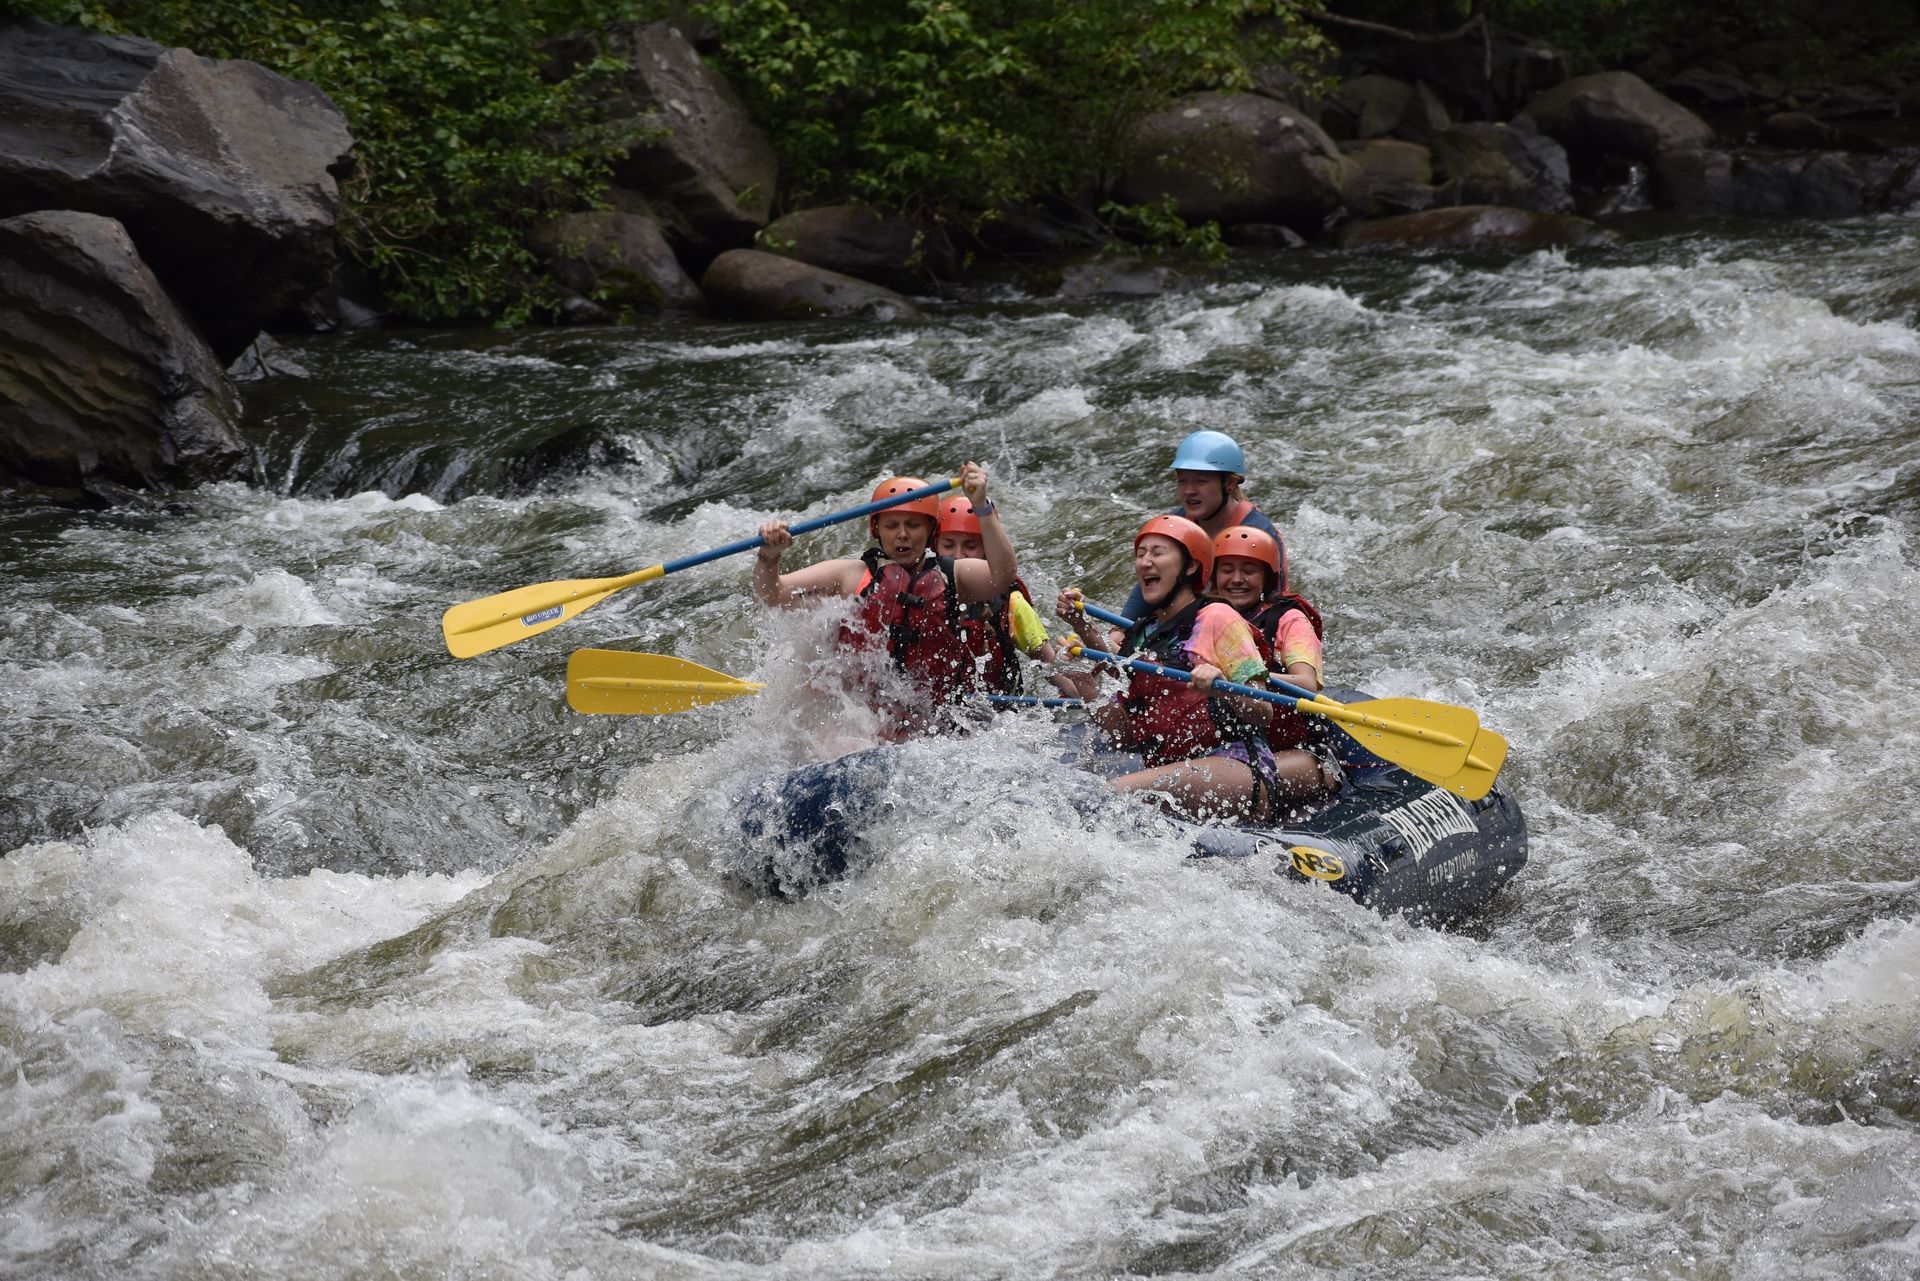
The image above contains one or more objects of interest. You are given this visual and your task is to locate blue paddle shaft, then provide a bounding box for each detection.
[1072,644,1304,710]
[984,694,1083,708]
[1075,603,1320,706]
[657,478,959,576]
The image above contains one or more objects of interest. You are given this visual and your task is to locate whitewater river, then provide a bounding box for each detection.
[5,216,1920,1279]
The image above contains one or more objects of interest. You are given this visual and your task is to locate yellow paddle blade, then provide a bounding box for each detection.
[1432,728,1509,801]
[442,565,665,658]
[1008,591,1049,654]
[1296,695,1479,780]
[565,649,764,715]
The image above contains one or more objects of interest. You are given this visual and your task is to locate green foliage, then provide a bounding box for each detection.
[18,0,642,323]
[690,0,1331,216]
[9,0,1342,322]
[1100,197,1230,265]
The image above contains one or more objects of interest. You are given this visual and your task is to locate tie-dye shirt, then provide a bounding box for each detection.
[1269,607,1323,681]
[1132,601,1269,686]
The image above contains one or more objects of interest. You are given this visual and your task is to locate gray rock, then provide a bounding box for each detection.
[547,22,776,255]
[1521,71,1713,165]
[1325,75,1411,141]
[1656,148,1920,218]
[1431,124,1572,212]
[1760,112,1840,150]
[0,19,354,362]
[0,210,250,495]
[1343,139,1438,217]
[1123,91,1351,233]
[701,249,920,322]
[1339,205,1616,252]
[758,206,955,292]
[527,210,703,314]
[1397,81,1452,145]
[1221,223,1308,249]
[1055,254,1182,298]
[1661,69,1770,111]
[1343,26,1565,121]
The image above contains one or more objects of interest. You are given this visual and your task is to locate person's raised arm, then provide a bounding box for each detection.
[753,518,862,607]
[948,461,1017,603]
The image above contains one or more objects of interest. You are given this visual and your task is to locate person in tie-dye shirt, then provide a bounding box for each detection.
[1053,515,1301,823]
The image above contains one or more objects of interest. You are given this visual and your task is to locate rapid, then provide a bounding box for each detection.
[5,216,1920,1279]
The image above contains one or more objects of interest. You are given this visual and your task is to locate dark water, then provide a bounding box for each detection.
[4,216,1920,1279]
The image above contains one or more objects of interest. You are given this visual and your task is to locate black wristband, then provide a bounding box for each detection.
[971,498,996,517]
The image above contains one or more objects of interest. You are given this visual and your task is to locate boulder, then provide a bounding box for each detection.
[1338,205,1616,252]
[1661,69,1771,112]
[0,19,354,363]
[1221,223,1308,249]
[1055,254,1183,298]
[1123,91,1352,233]
[1343,25,1565,121]
[757,206,956,292]
[527,210,703,316]
[1324,75,1412,141]
[1342,139,1439,216]
[1431,124,1572,212]
[546,22,776,259]
[1760,112,1841,150]
[1656,149,1920,218]
[0,211,250,495]
[1397,81,1452,145]
[1520,72,1712,166]
[701,249,920,322]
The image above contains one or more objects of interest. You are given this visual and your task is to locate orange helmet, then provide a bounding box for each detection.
[1212,524,1283,591]
[1135,514,1213,589]
[937,495,982,537]
[868,476,941,538]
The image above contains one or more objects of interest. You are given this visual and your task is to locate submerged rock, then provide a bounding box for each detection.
[1338,205,1616,252]
[0,211,250,496]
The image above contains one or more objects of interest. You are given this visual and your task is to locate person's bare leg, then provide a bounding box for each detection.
[1114,758,1259,823]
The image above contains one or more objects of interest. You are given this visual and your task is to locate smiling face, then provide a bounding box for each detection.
[1134,534,1195,609]
[1211,554,1268,609]
[934,530,985,559]
[1174,470,1232,523]
[875,511,935,564]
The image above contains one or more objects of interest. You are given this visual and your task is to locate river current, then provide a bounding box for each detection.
[5,217,1920,1279]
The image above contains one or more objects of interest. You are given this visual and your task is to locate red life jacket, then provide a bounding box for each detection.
[1118,598,1265,767]
[953,574,1029,696]
[840,549,974,730]
[1241,592,1324,751]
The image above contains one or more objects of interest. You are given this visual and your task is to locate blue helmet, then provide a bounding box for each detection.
[1168,430,1246,475]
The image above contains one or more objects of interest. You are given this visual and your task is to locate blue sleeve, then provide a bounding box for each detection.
[1120,581,1146,621]
[1244,505,1286,570]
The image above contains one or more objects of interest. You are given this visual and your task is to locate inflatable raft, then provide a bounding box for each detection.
[732,691,1527,922]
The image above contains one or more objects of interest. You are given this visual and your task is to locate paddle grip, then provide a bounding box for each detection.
[656,478,960,576]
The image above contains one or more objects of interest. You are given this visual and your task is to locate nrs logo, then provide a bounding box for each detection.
[1287,845,1346,882]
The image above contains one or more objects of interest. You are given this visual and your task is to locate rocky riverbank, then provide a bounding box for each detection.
[3,13,1916,502]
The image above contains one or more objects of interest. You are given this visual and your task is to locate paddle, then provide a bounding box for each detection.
[1064,641,1497,799]
[566,650,1081,715]
[1073,602,1508,800]
[444,477,961,659]
[566,649,765,715]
